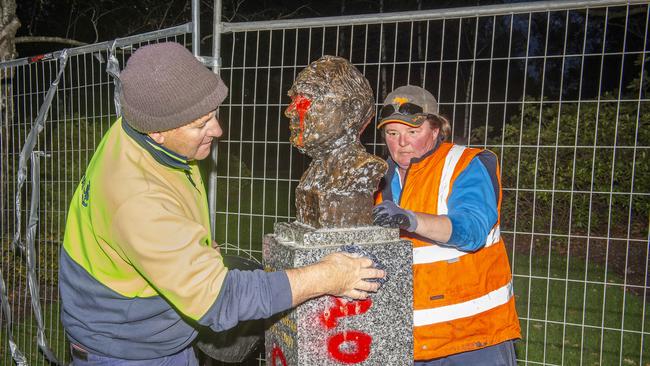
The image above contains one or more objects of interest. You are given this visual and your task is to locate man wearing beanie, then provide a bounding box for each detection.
[59,42,385,365]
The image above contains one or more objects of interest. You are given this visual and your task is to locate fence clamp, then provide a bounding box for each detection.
[197,55,221,69]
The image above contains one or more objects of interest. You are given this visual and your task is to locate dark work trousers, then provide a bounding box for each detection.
[414,340,518,366]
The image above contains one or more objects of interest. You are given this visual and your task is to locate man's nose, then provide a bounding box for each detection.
[207,117,223,138]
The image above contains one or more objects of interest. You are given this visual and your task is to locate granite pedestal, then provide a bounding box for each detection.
[263,222,413,365]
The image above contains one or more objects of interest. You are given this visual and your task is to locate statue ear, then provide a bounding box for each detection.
[349,98,362,111]
[346,98,364,125]
[347,98,373,131]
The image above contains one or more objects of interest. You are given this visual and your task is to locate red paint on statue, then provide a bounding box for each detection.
[327,330,372,364]
[320,298,373,329]
[271,345,287,366]
[287,95,311,147]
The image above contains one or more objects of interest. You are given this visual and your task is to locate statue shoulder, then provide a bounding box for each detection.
[353,153,388,176]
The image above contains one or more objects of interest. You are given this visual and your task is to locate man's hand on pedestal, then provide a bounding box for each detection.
[319,252,385,299]
[286,252,385,306]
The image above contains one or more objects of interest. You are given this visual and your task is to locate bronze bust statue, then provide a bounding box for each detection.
[285,55,387,228]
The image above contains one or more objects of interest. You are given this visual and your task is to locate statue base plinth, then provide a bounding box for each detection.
[263,222,413,365]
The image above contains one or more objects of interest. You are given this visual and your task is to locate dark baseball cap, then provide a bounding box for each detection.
[377,85,439,129]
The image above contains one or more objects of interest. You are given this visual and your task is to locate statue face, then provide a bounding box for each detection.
[285,88,346,153]
[285,93,312,148]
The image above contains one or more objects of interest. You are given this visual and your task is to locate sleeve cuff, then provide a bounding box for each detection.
[446,214,463,245]
[447,213,489,252]
[269,271,292,314]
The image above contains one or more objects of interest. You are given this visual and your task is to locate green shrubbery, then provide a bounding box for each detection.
[471,94,649,238]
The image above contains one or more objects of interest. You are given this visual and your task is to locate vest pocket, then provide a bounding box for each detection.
[413,252,482,311]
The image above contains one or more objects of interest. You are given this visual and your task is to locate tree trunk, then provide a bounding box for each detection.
[0,0,19,135]
[0,0,19,233]
[0,0,20,61]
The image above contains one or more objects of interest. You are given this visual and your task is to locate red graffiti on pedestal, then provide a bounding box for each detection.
[271,345,287,366]
[320,297,373,364]
[320,298,372,329]
[327,330,372,364]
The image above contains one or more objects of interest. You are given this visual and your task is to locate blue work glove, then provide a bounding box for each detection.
[372,200,418,232]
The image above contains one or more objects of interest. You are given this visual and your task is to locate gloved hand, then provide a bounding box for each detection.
[372,200,418,232]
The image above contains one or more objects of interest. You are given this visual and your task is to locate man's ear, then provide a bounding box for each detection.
[148,131,165,144]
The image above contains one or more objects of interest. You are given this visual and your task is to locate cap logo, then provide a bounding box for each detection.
[392,97,409,105]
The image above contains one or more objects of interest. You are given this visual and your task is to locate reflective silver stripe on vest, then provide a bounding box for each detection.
[437,145,466,215]
[412,225,500,264]
[413,280,513,326]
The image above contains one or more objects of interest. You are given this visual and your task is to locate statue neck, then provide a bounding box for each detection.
[307,133,358,159]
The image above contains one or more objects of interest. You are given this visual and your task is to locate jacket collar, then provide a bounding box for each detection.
[121,118,191,171]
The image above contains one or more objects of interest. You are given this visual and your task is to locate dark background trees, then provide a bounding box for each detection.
[12,0,535,57]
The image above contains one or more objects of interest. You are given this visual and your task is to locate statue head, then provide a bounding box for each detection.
[285,55,374,156]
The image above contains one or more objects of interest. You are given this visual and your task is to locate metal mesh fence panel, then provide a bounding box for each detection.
[0,29,192,365]
[215,1,649,365]
[0,1,648,365]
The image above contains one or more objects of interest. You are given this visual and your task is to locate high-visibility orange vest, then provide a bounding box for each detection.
[376,142,521,360]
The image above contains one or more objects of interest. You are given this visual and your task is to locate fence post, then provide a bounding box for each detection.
[208,0,223,237]
[192,0,201,56]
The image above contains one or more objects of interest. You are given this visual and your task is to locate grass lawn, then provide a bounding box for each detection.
[211,177,649,365]
[0,301,69,365]
[2,177,647,365]
[513,245,649,366]
[212,177,297,258]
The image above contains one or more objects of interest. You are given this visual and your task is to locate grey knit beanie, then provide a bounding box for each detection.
[120,42,228,133]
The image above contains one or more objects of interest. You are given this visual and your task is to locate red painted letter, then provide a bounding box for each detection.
[271,346,287,366]
[327,330,372,364]
[320,298,372,329]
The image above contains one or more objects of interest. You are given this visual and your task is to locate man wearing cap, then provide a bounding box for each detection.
[373,85,520,365]
[59,42,384,365]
